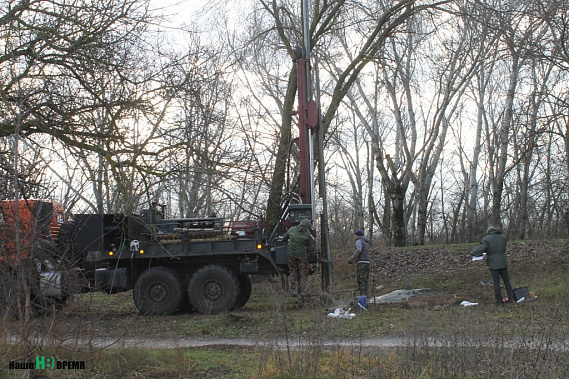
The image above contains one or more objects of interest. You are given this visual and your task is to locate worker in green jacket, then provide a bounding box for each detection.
[283,219,314,297]
[471,226,515,305]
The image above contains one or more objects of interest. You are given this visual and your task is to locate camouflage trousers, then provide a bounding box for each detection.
[356,262,370,296]
[288,256,309,296]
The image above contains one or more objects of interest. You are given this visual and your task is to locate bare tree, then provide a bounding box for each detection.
[235,0,444,226]
[329,113,367,230]
[0,0,166,214]
[162,45,242,218]
[0,0,152,150]
[332,2,481,245]
[508,58,555,239]
[540,0,569,233]
[480,0,550,227]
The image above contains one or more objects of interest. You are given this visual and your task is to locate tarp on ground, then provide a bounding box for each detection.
[370,288,432,304]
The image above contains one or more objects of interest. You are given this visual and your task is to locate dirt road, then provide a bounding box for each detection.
[5,334,569,352]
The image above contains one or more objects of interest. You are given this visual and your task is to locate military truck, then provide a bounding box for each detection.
[58,203,314,315]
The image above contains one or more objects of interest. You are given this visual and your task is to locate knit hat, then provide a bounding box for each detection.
[300,219,311,228]
[354,229,364,236]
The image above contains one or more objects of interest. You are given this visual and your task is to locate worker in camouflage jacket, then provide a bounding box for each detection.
[348,229,370,296]
[471,226,515,305]
[283,219,314,297]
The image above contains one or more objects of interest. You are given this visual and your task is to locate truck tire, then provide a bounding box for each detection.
[234,274,252,309]
[188,265,240,315]
[133,267,184,315]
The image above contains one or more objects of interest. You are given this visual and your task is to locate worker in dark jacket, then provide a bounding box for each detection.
[471,226,515,305]
[283,219,314,297]
[348,229,370,296]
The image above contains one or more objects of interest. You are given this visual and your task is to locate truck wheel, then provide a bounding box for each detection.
[188,265,240,315]
[234,275,252,309]
[133,267,183,315]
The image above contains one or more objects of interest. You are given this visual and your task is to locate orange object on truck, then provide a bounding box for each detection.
[0,199,65,262]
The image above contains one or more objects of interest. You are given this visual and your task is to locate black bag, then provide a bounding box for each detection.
[513,287,533,302]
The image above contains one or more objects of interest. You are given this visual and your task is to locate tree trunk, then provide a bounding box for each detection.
[467,71,486,241]
[265,67,296,225]
[392,183,408,247]
[416,183,429,246]
[382,184,392,245]
[490,53,519,227]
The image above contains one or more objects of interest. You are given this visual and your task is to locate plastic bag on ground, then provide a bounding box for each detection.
[460,300,478,307]
[327,307,356,319]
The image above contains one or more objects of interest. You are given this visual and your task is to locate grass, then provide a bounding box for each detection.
[2,241,569,378]
[0,347,262,378]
